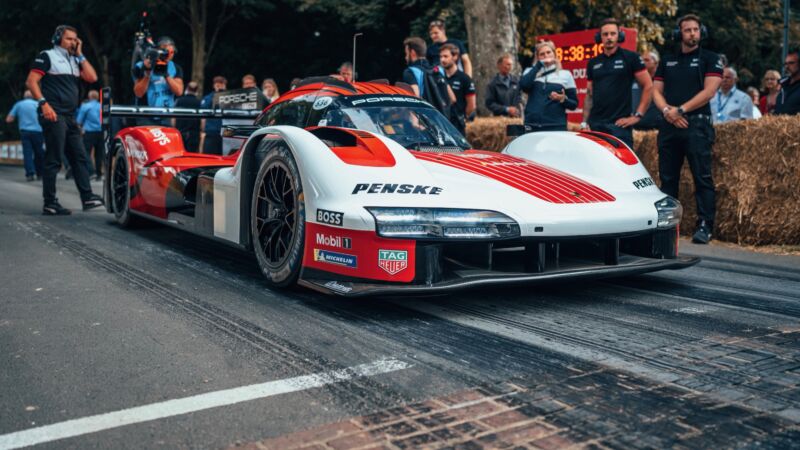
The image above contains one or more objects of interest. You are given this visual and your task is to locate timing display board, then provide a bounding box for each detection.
[537,28,637,123]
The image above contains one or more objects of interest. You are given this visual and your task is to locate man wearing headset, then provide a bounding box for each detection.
[582,18,652,149]
[132,36,184,114]
[26,25,103,215]
[652,14,724,244]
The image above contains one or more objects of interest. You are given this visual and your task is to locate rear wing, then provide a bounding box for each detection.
[100,87,261,145]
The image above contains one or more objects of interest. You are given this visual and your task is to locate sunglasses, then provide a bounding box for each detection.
[785,61,799,66]
[429,20,444,28]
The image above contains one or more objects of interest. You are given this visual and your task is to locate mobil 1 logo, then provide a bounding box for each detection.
[317,209,344,227]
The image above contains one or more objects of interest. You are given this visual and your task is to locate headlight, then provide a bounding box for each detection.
[367,208,520,239]
[655,196,682,229]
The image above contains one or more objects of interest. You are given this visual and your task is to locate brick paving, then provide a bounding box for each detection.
[231,330,800,449]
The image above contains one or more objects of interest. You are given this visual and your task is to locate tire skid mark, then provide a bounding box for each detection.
[606,277,800,319]
[439,302,701,378]
[17,220,410,412]
[687,253,800,282]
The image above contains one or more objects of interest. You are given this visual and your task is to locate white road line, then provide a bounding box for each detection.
[0,358,410,450]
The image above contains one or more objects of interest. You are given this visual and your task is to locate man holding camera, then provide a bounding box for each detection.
[582,18,652,149]
[132,36,184,112]
[653,14,723,244]
[26,25,103,215]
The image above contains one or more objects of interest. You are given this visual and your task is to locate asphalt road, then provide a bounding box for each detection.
[0,164,798,450]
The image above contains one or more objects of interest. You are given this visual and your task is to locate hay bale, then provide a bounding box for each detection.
[466,115,800,246]
[634,115,800,246]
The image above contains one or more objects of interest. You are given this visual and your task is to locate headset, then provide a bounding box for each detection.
[51,24,72,46]
[594,27,625,45]
[672,16,708,42]
[156,36,178,55]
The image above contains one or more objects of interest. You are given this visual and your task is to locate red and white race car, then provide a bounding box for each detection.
[102,77,696,296]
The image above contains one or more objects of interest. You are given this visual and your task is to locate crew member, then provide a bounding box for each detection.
[132,36,184,114]
[652,14,723,244]
[439,43,476,136]
[26,25,103,215]
[582,18,652,148]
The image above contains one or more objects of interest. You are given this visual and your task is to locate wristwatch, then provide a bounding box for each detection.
[580,122,588,129]
[677,106,686,116]
[633,111,643,118]
[37,98,47,106]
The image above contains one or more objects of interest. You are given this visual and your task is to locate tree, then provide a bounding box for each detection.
[518,0,678,59]
[164,0,273,92]
[463,0,518,116]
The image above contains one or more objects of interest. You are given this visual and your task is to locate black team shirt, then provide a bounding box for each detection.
[586,47,646,122]
[654,47,724,116]
[444,69,476,116]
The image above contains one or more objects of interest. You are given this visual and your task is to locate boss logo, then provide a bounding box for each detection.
[149,128,171,146]
[218,92,258,104]
[352,183,443,195]
[316,233,351,249]
[632,177,655,189]
[317,209,343,226]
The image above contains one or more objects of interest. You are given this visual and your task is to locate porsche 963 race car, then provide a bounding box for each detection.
[101,77,696,296]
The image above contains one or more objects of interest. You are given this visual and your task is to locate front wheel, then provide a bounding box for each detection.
[110,146,141,227]
[250,144,305,287]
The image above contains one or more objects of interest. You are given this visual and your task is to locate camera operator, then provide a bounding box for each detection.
[26,24,103,215]
[132,36,184,114]
[582,18,652,149]
[652,14,723,244]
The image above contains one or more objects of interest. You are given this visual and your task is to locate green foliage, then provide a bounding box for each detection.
[518,0,677,58]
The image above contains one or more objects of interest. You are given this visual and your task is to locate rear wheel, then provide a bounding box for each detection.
[251,144,305,287]
[110,147,141,227]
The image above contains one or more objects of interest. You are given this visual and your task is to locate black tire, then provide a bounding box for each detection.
[110,147,142,227]
[251,144,305,287]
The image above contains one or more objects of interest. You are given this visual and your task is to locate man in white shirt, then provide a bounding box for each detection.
[710,67,753,123]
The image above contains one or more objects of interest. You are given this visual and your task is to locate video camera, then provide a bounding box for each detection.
[131,12,171,77]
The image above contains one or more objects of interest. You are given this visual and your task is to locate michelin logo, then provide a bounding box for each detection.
[314,249,357,268]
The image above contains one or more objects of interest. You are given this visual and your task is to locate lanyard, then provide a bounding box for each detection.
[716,89,735,113]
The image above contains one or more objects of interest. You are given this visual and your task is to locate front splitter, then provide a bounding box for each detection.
[298,255,700,297]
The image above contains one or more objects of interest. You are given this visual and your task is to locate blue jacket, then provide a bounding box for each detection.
[520,62,578,129]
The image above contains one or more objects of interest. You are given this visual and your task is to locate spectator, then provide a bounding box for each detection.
[401,36,456,107]
[26,24,103,215]
[262,78,280,102]
[582,18,652,149]
[426,19,472,77]
[652,14,723,244]
[485,54,522,118]
[746,87,762,119]
[632,50,662,130]
[174,81,201,151]
[5,90,44,181]
[439,43,476,135]
[337,62,353,83]
[519,40,578,131]
[289,78,302,90]
[242,74,269,105]
[200,75,227,155]
[759,70,782,115]
[132,36,184,121]
[710,67,753,123]
[774,48,800,115]
[76,90,103,180]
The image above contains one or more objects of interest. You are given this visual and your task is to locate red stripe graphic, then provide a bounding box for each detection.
[413,150,615,203]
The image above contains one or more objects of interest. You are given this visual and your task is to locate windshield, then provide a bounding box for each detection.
[320,105,470,149]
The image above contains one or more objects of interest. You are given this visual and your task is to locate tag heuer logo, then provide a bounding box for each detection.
[378,249,408,275]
